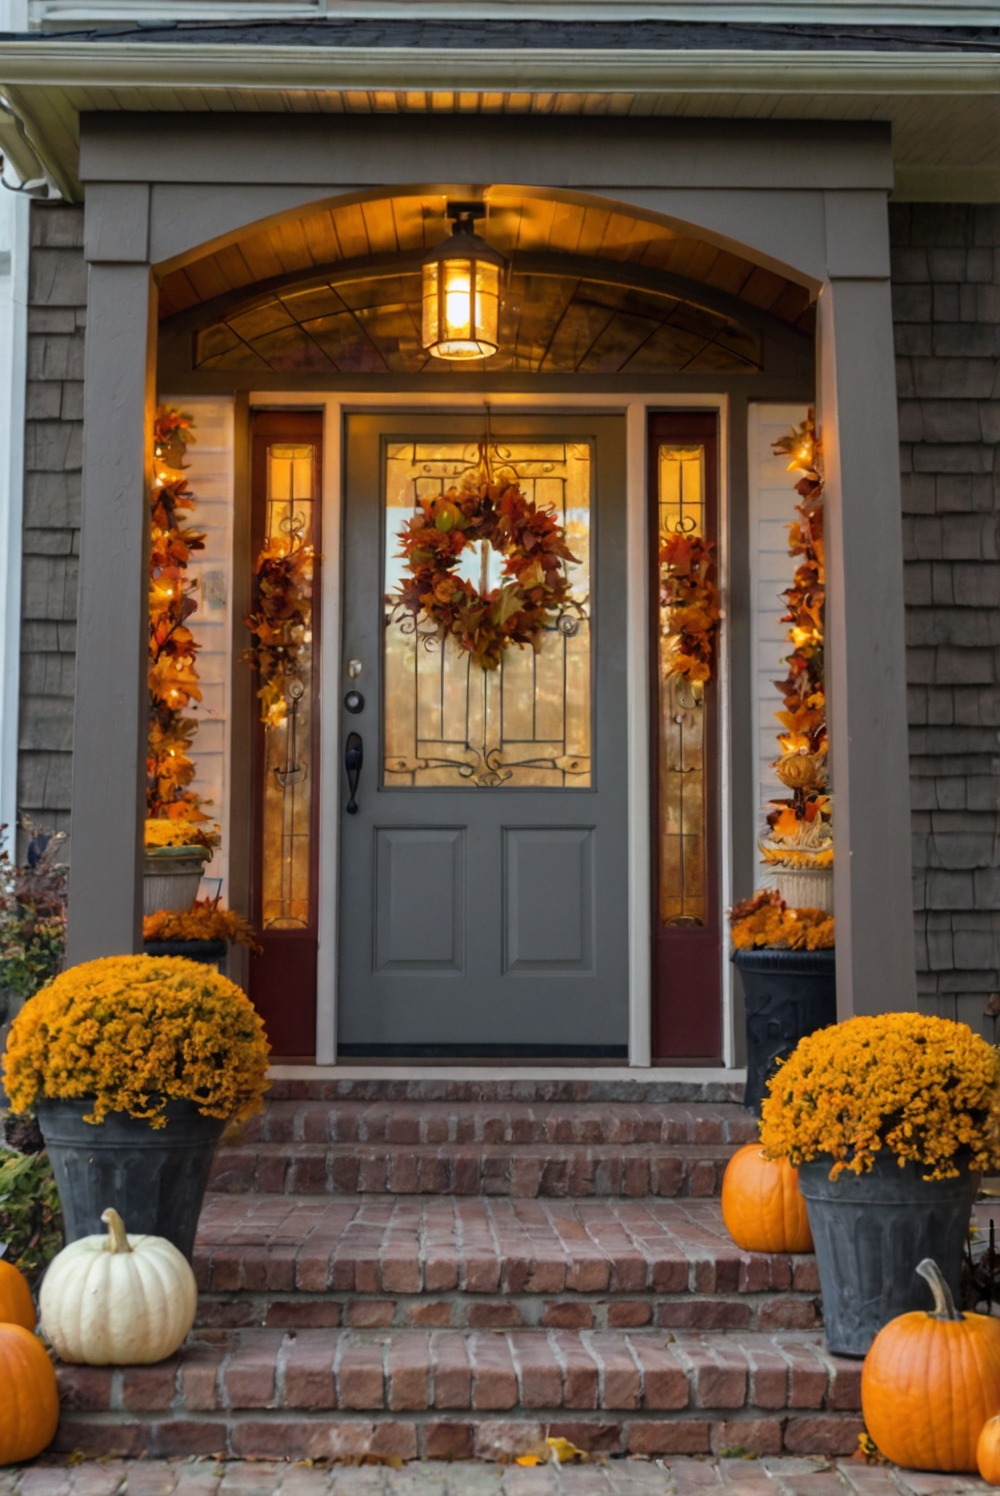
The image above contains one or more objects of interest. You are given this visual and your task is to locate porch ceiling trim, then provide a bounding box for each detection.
[1,41,999,91]
[1,40,998,205]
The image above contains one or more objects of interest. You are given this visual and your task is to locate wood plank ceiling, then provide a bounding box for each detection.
[160,191,816,327]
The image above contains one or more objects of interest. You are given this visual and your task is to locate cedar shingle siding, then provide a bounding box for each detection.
[18,201,84,862]
[893,203,1000,1035]
[16,198,1000,1027]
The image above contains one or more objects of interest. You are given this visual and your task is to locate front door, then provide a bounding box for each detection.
[338,413,628,1058]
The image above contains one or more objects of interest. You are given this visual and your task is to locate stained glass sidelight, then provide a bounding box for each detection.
[657,445,709,926]
[383,441,592,788]
[260,442,318,928]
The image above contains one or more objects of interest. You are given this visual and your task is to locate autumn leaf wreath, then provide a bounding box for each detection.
[393,477,578,671]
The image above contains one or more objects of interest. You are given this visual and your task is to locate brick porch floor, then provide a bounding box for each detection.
[7,1460,991,1496]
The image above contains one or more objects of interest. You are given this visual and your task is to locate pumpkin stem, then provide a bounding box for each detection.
[101,1207,133,1255]
[916,1257,962,1321]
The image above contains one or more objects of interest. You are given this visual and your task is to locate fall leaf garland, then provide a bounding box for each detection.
[767,410,831,843]
[243,537,315,726]
[147,409,213,829]
[659,531,721,684]
[393,476,578,672]
[771,410,827,785]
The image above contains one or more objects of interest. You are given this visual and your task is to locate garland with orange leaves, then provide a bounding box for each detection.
[766,410,831,851]
[394,476,577,672]
[659,531,721,684]
[147,409,215,834]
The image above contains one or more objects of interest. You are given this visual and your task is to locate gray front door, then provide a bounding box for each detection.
[337,412,628,1058]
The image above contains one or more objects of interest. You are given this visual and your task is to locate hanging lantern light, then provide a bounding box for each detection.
[422,202,505,361]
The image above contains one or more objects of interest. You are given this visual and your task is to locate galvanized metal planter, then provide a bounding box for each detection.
[143,846,211,916]
[36,1097,224,1262]
[733,947,836,1116]
[798,1152,978,1357]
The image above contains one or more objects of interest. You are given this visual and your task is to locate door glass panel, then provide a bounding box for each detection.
[260,442,317,928]
[383,440,591,787]
[657,445,708,926]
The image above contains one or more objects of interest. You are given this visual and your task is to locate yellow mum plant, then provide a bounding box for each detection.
[144,818,219,852]
[760,1012,1000,1181]
[3,955,270,1127]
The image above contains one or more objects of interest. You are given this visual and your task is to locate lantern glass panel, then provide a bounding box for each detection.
[422,256,500,359]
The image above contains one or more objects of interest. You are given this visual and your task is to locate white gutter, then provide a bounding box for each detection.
[0,42,997,94]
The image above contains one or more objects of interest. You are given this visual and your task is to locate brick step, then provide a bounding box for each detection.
[267,1079,746,1104]
[193,1196,819,1334]
[55,1327,863,1461]
[208,1142,739,1198]
[240,1101,756,1149]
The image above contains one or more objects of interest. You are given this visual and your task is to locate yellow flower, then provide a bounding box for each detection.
[760,1012,1000,1181]
[144,818,220,850]
[3,955,270,1127]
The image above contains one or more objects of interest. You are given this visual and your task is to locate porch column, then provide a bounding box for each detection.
[67,214,155,961]
[820,190,916,1018]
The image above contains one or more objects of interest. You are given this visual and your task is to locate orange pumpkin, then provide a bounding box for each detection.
[863,1258,1000,1473]
[720,1143,814,1253]
[0,1258,36,1331]
[978,1414,1000,1483]
[0,1322,60,1463]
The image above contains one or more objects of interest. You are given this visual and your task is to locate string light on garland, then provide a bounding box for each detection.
[760,408,832,881]
[147,408,216,837]
[421,202,505,361]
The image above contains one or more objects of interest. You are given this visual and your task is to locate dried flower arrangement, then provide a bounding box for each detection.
[729,889,834,952]
[143,900,261,952]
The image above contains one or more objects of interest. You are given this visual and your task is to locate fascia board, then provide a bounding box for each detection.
[0,43,998,94]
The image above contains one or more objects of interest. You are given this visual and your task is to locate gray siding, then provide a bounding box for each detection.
[892,202,1000,1035]
[19,202,84,860]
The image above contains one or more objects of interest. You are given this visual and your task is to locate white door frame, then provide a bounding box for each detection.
[250,390,733,1071]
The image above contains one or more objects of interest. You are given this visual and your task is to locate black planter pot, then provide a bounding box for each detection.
[143,939,227,975]
[36,1097,225,1261]
[733,947,836,1116]
[798,1152,979,1357]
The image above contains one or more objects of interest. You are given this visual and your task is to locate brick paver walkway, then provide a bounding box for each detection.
[2,1459,990,1496]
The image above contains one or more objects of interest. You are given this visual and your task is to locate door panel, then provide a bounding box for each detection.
[375,828,465,971]
[504,828,594,971]
[338,413,628,1058]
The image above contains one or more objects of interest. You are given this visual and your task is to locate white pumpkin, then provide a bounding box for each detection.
[40,1207,197,1365]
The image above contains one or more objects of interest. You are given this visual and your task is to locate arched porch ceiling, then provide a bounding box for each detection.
[158,190,818,336]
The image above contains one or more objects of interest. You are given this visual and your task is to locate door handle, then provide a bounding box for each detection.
[345,731,363,814]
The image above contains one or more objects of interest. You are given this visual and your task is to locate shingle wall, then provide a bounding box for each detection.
[892,202,1000,1037]
[18,201,85,861]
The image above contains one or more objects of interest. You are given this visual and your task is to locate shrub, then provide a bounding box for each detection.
[0,820,67,1005]
[0,1149,63,1283]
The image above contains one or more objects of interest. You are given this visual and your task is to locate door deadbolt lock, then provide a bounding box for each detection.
[344,690,365,714]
